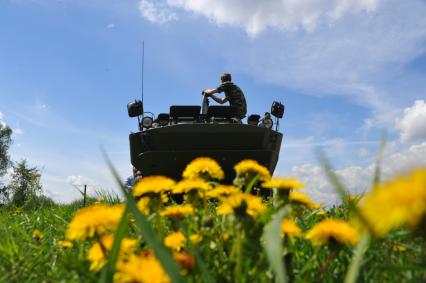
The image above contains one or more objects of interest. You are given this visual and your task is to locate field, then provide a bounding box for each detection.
[0,158,425,283]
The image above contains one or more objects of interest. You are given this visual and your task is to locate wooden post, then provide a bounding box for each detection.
[83,184,87,207]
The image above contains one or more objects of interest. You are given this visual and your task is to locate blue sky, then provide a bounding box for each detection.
[1,0,425,204]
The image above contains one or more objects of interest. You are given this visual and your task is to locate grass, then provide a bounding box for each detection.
[0,157,424,283]
[0,198,424,282]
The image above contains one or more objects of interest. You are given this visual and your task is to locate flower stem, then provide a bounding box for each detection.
[344,233,370,283]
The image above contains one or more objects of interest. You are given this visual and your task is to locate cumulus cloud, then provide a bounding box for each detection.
[67,175,97,188]
[0,112,6,128]
[143,0,380,36]
[139,0,177,24]
[140,0,426,129]
[395,100,426,143]
[290,141,426,205]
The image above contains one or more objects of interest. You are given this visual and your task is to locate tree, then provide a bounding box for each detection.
[0,124,12,177]
[8,160,42,206]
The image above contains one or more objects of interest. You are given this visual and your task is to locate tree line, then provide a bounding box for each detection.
[0,123,43,206]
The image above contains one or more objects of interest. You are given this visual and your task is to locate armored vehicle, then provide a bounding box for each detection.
[127,98,284,183]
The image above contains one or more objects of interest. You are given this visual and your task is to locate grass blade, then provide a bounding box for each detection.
[344,233,370,283]
[100,204,130,283]
[262,206,291,283]
[103,151,186,283]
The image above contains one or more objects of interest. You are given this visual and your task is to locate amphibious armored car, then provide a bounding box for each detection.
[127,98,284,183]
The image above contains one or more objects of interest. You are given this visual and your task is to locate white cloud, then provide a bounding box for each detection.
[358,147,369,157]
[139,0,177,24]
[164,0,380,36]
[106,23,115,29]
[395,100,426,143]
[67,175,97,188]
[141,0,426,130]
[0,112,6,128]
[290,141,426,206]
[12,128,23,135]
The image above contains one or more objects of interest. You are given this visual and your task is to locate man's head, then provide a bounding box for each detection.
[221,73,232,83]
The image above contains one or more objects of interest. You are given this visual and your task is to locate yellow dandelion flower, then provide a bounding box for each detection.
[189,234,203,245]
[262,177,304,190]
[305,219,359,246]
[183,157,225,180]
[289,191,317,210]
[58,240,73,248]
[115,252,170,283]
[33,229,43,240]
[87,235,137,272]
[160,204,195,218]
[315,210,327,216]
[234,159,271,182]
[164,231,186,252]
[66,204,125,241]
[133,176,176,197]
[358,168,426,237]
[216,193,267,217]
[206,185,240,199]
[137,197,151,215]
[173,252,196,272]
[172,178,211,194]
[223,233,230,241]
[392,244,407,252]
[281,219,302,239]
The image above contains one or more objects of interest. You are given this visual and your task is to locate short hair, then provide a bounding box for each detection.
[221,73,232,82]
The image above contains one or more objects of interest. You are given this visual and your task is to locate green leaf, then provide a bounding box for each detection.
[103,151,186,283]
[100,204,130,283]
[344,233,370,283]
[262,206,291,283]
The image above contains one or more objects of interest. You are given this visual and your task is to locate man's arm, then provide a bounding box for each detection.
[203,88,228,104]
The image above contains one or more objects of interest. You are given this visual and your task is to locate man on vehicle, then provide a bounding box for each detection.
[202,73,247,119]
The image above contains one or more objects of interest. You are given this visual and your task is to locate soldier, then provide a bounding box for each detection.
[202,73,247,119]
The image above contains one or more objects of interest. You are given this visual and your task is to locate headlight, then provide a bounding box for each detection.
[247,114,260,126]
[259,112,273,129]
[261,118,273,129]
[142,116,153,129]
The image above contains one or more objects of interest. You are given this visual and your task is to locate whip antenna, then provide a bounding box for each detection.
[141,41,145,104]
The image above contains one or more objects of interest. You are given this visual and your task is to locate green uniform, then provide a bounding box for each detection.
[216,81,247,119]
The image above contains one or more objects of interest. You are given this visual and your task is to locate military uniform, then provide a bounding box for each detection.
[216,81,247,119]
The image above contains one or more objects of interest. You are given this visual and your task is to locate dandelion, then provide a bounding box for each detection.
[206,185,240,199]
[305,219,359,246]
[132,176,175,197]
[315,210,327,217]
[217,193,267,217]
[234,159,271,182]
[65,204,125,241]
[392,244,407,252]
[33,229,43,240]
[173,252,196,272]
[137,197,150,215]
[281,219,302,239]
[160,204,195,218]
[289,191,317,210]
[189,234,203,245]
[87,235,137,272]
[58,240,73,248]
[262,177,304,190]
[172,178,211,194]
[164,231,186,252]
[358,168,426,237]
[115,252,170,283]
[183,157,225,180]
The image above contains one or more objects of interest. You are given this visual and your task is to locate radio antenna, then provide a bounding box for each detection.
[141,41,145,104]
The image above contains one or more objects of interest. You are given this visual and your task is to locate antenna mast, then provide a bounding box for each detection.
[141,41,145,105]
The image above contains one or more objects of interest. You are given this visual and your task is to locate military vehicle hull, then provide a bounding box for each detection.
[129,123,283,182]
